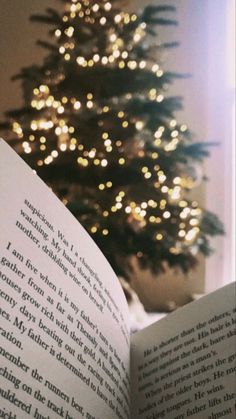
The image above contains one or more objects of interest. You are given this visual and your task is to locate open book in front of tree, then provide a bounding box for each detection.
[0,139,235,419]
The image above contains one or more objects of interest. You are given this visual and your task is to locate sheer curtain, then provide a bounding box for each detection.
[134,0,235,293]
[205,0,235,291]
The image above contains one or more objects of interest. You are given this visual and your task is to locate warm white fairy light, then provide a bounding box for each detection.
[133,33,141,43]
[92,4,99,12]
[77,157,89,167]
[101,56,108,65]
[100,17,107,25]
[173,177,181,185]
[125,206,131,214]
[59,46,66,55]
[104,139,111,147]
[179,200,188,208]
[31,120,54,131]
[22,141,32,154]
[180,124,188,132]
[57,105,65,114]
[110,33,117,42]
[55,29,61,38]
[180,208,191,219]
[70,3,77,13]
[55,127,61,136]
[121,51,128,59]
[170,186,181,200]
[118,61,125,69]
[60,143,67,152]
[170,119,177,128]
[139,61,146,69]
[86,100,93,109]
[51,150,59,158]
[135,121,143,131]
[128,60,137,70]
[152,152,159,159]
[152,64,159,72]
[191,207,202,215]
[113,50,120,59]
[161,186,169,193]
[104,2,112,11]
[171,130,179,138]
[88,149,96,158]
[163,211,171,219]
[76,56,85,65]
[93,54,100,63]
[185,227,200,242]
[124,13,130,24]
[165,138,179,152]
[12,121,23,137]
[156,70,164,77]
[122,121,129,128]
[157,94,164,103]
[65,26,74,37]
[158,172,166,183]
[101,159,108,167]
[74,101,81,110]
[114,14,122,24]
[190,218,199,226]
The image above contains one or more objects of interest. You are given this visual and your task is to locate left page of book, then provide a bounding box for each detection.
[0,139,130,419]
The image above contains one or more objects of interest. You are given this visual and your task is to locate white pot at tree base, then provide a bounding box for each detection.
[127,254,205,312]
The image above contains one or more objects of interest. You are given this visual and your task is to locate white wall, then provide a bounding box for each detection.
[0,0,60,118]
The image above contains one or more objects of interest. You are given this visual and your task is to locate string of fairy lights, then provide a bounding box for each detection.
[11,0,203,256]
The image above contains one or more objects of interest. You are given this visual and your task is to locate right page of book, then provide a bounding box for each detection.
[130,282,236,419]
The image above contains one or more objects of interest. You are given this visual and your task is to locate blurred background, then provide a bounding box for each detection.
[0,0,235,319]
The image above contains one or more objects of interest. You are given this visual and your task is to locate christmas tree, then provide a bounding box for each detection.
[2,0,223,280]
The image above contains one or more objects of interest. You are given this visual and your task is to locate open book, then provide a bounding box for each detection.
[0,138,235,419]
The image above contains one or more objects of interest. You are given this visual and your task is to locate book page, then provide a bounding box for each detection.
[131,282,236,419]
[0,139,130,419]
